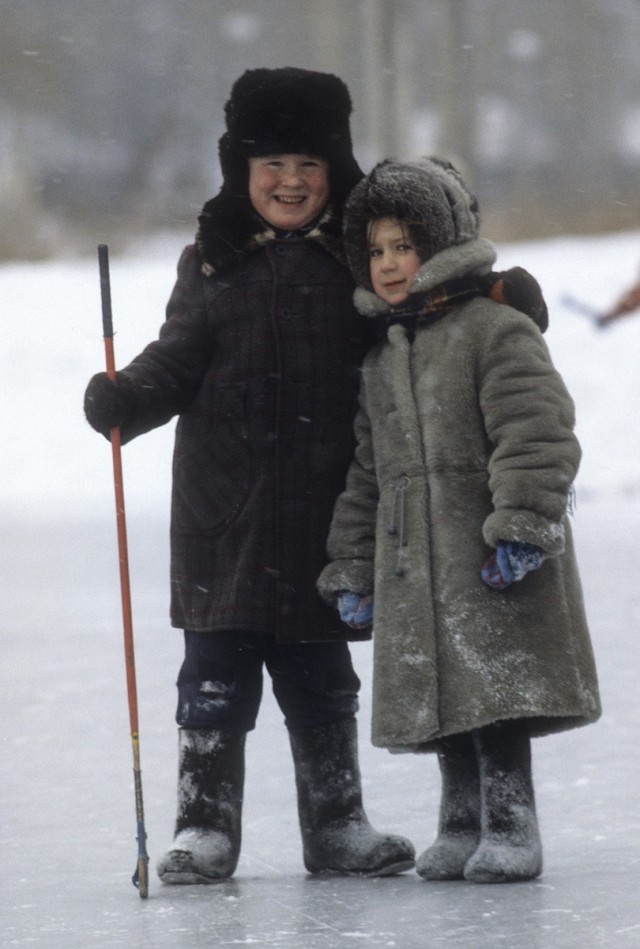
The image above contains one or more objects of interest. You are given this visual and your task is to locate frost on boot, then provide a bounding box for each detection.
[464,722,542,884]
[289,718,415,877]
[416,733,481,881]
[157,728,245,885]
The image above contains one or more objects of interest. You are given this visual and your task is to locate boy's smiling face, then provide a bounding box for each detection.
[368,217,421,305]
[248,154,330,230]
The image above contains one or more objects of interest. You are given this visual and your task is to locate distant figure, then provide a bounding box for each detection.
[600,270,640,326]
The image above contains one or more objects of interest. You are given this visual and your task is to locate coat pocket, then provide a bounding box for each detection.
[172,383,252,534]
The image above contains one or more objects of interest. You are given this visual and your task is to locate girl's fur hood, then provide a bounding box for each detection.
[344,156,481,292]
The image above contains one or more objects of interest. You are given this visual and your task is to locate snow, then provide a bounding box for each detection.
[2,229,640,947]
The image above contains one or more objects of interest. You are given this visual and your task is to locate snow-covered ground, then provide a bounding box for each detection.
[2,230,640,947]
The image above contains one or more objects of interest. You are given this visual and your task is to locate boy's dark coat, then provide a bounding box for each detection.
[116,216,374,643]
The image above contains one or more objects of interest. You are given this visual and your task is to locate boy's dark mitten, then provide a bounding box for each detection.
[483,266,549,334]
[337,591,374,629]
[84,372,135,438]
[481,541,545,591]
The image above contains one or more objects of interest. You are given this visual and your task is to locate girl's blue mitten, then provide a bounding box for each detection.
[481,541,545,591]
[337,591,374,628]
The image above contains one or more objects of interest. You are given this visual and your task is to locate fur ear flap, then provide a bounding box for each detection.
[196,191,347,277]
[196,190,262,276]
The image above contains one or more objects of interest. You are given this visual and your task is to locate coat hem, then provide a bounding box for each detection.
[373,707,603,753]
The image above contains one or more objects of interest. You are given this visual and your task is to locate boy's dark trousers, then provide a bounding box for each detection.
[176,629,360,731]
[157,629,415,882]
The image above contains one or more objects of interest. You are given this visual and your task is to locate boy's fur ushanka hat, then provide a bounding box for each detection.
[343,156,481,291]
[218,67,363,207]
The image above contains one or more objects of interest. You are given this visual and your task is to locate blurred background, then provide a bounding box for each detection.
[2,0,640,260]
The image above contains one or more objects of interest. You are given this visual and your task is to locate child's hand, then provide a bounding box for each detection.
[484,267,549,334]
[84,372,134,437]
[337,591,374,628]
[481,542,545,591]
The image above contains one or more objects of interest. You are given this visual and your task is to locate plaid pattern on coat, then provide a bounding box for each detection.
[117,236,374,643]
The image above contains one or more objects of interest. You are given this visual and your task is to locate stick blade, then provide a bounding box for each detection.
[559,293,603,325]
[133,857,150,898]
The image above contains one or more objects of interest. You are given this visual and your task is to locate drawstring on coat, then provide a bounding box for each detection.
[387,476,410,576]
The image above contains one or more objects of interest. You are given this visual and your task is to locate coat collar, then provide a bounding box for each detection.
[195,188,347,277]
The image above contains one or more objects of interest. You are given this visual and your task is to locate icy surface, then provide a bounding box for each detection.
[2,230,640,946]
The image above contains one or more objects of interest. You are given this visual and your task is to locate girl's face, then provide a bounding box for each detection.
[248,154,330,229]
[368,217,421,305]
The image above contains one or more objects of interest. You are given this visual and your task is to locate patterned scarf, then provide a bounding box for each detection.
[382,276,483,337]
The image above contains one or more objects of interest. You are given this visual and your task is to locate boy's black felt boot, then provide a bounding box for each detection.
[464,721,543,883]
[289,718,415,876]
[416,733,481,880]
[157,728,245,884]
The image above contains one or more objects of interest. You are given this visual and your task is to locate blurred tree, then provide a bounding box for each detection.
[1,0,639,257]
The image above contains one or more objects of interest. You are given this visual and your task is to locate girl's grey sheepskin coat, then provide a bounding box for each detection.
[317,238,601,751]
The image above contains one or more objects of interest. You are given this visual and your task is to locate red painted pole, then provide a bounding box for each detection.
[98,243,149,898]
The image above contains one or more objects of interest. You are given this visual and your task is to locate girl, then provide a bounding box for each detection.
[317,157,601,883]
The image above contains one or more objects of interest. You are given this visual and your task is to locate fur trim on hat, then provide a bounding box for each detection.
[219,67,363,207]
[343,156,481,291]
[195,68,363,276]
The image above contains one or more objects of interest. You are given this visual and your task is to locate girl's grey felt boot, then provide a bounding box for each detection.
[464,721,542,883]
[417,732,481,880]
